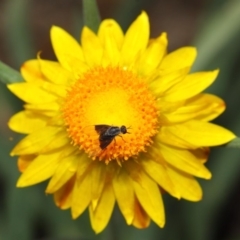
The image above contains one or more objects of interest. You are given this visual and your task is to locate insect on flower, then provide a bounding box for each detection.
[95,125,130,149]
[7,11,237,234]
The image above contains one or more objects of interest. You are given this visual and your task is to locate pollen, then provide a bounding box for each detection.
[62,66,159,163]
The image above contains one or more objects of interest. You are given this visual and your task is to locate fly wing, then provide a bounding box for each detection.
[99,137,114,149]
[94,125,111,135]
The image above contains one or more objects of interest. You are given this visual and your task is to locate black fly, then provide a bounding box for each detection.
[95,125,130,149]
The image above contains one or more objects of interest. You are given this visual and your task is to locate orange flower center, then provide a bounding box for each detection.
[63,66,159,163]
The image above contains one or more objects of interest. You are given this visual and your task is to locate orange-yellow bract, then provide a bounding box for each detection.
[8,12,235,233]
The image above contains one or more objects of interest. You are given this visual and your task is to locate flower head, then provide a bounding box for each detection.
[8,12,235,233]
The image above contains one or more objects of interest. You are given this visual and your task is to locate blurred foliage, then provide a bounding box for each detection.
[0,61,23,84]
[0,0,240,239]
[4,0,34,68]
[82,0,101,33]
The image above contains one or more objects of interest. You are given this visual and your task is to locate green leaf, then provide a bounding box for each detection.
[224,137,240,148]
[82,0,101,33]
[5,0,34,67]
[192,0,240,71]
[0,61,24,84]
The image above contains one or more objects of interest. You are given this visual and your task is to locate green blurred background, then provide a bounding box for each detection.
[1,0,240,239]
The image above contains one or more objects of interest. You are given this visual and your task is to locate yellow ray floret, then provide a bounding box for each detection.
[7,11,236,233]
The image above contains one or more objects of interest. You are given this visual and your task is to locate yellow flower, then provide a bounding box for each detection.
[8,12,235,233]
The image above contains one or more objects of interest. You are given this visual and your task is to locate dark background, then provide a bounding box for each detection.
[0,0,240,239]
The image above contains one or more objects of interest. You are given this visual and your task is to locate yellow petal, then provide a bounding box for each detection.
[160,144,211,179]
[156,128,197,149]
[99,19,123,49]
[141,158,180,198]
[71,156,92,219]
[120,11,149,66]
[47,114,65,126]
[98,19,123,65]
[8,111,48,134]
[71,175,92,219]
[165,93,225,123]
[50,26,84,71]
[17,154,36,172]
[163,70,219,101]
[89,182,115,234]
[17,150,62,187]
[40,82,67,98]
[7,83,57,104]
[160,47,197,75]
[132,199,150,229]
[20,60,44,83]
[113,169,135,225]
[38,58,73,85]
[137,33,167,76]
[81,27,103,66]
[167,166,202,201]
[188,94,225,122]
[90,164,106,201]
[162,120,236,147]
[163,106,193,124]
[125,162,165,228]
[190,148,210,164]
[157,99,185,114]
[150,68,188,96]
[11,126,61,156]
[41,131,71,154]
[54,176,75,209]
[39,53,88,81]
[46,153,79,193]
[24,102,60,115]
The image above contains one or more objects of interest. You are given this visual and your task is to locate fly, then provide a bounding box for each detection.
[95,125,130,149]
